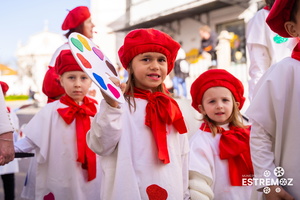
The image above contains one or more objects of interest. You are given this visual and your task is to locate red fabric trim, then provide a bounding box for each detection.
[57,95,97,181]
[200,121,254,186]
[133,87,187,164]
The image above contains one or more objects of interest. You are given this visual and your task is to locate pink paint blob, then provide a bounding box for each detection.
[76,53,92,68]
[92,47,104,60]
[107,84,120,98]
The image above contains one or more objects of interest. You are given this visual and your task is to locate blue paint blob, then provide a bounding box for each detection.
[93,73,107,90]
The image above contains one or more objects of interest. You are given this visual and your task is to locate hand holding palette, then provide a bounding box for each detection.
[68,32,125,103]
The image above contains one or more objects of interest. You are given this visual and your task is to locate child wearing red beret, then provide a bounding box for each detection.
[87,28,190,200]
[14,50,102,200]
[43,6,98,103]
[189,69,253,200]
[246,0,300,199]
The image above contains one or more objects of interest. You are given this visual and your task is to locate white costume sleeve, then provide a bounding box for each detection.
[87,100,123,156]
[250,121,277,189]
[0,89,13,135]
[189,170,214,200]
[247,44,271,101]
[14,136,37,153]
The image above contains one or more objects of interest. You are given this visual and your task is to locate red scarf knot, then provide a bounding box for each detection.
[57,95,97,181]
[292,41,300,61]
[200,121,254,186]
[133,87,187,164]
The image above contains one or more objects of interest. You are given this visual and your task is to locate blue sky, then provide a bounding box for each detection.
[0,0,91,68]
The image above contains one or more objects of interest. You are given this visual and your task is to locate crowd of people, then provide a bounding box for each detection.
[1,0,299,199]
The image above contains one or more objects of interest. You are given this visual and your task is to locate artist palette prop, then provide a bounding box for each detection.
[68,32,125,103]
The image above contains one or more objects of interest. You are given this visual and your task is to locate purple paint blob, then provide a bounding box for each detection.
[92,47,104,60]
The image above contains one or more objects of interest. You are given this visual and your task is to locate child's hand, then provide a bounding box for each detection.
[264,186,294,200]
[101,77,126,108]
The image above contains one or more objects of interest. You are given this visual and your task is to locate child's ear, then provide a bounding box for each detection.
[198,104,206,115]
[284,21,299,37]
[236,102,240,108]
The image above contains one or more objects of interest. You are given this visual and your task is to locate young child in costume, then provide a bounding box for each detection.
[246,0,300,199]
[87,28,190,200]
[0,81,19,200]
[14,50,102,200]
[246,0,297,101]
[45,6,99,103]
[189,69,253,200]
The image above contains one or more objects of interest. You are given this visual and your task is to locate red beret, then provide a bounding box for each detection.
[62,6,91,31]
[118,28,180,74]
[266,0,296,38]
[0,81,9,95]
[55,50,83,75]
[190,69,245,111]
[42,66,65,102]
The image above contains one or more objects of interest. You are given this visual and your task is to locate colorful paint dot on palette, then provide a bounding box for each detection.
[77,34,91,51]
[77,53,92,68]
[71,38,84,52]
[93,73,107,90]
[68,32,125,104]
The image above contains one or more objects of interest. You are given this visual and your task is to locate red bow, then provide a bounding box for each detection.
[292,41,300,61]
[57,95,97,181]
[133,87,187,164]
[200,121,254,186]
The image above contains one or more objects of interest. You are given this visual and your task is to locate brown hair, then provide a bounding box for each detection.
[290,0,300,23]
[199,25,211,33]
[64,22,85,38]
[265,0,275,8]
[201,93,246,136]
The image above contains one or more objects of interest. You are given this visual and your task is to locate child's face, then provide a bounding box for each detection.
[129,52,168,91]
[199,87,235,125]
[60,71,92,103]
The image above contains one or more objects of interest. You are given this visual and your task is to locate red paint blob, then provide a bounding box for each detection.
[76,53,92,68]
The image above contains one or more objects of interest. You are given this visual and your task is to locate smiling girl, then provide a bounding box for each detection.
[189,69,253,200]
[87,28,190,200]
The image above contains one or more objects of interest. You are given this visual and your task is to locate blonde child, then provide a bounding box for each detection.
[189,69,253,200]
[246,0,300,199]
[14,50,101,200]
[87,28,190,200]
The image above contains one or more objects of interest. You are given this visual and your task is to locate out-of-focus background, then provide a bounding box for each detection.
[1,0,265,199]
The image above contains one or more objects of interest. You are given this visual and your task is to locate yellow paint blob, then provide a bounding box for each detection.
[77,34,91,51]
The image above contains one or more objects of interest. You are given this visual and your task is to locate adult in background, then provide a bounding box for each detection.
[198,25,218,69]
[43,6,99,103]
[0,81,20,200]
[0,89,14,166]
[246,0,297,101]
[173,47,190,98]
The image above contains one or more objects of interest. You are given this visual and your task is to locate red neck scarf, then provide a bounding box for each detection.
[132,87,187,164]
[200,121,254,186]
[57,95,97,181]
[263,6,270,11]
[292,41,300,61]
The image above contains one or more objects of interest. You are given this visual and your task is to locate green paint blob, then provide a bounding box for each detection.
[71,38,84,52]
[273,35,288,44]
